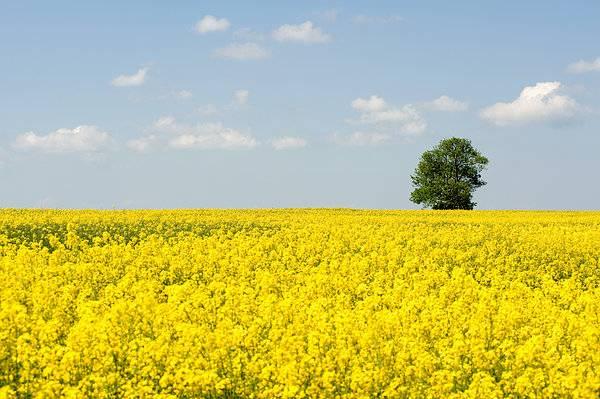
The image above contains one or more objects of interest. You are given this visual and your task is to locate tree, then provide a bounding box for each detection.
[410,137,488,210]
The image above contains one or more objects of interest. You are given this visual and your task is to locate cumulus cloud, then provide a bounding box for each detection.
[567,57,600,74]
[234,89,249,105]
[359,105,426,134]
[336,95,426,146]
[272,21,331,43]
[426,95,469,112]
[271,136,307,150]
[351,95,387,112]
[213,42,270,60]
[351,96,426,135]
[195,15,230,33]
[14,126,112,153]
[480,82,579,126]
[128,117,258,151]
[334,132,391,146]
[111,68,148,87]
[168,123,257,150]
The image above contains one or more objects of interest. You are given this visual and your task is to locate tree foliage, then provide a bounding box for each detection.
[410,137,488,210]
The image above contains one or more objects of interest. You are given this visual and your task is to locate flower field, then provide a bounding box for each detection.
[1,209,600,398]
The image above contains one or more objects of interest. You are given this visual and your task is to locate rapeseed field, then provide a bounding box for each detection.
[1,209,600,398]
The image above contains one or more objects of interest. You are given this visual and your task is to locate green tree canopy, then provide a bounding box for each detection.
[410,137,489,210]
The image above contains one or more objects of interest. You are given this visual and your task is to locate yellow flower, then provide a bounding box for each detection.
[1,209,600,397]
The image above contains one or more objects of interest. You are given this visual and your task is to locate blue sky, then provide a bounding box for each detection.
[1,0,599,209]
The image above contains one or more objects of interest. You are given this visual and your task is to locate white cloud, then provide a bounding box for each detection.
[14,126,112,153]
[272,21,331,44]
[234,89,249,105]
[271,136,307,150]
[480,82,579,126]
[154,116,176,129]
[176,90,193,99]
[315,9,338,22]
[168,124,257,150]
[198,104,219,116]
[126,135,159,153]
[233,28,265,41]
[111,68,148,87]
[334,132,391,146]
[195,15,230,34]
[427,95,469,112]
[352,15,403,24]
[337,96,426,146]
[213,42,270,60]
[567,57,600,74]
[359,105,426,135]
[351,96,426,135]
[351,95,387,112]
[141,117,257,150]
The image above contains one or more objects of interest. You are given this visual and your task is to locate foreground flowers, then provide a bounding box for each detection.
[1,209,600,398]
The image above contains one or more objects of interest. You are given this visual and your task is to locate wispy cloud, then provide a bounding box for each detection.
[333,131,390,146]
[111,67,148,87]
[567,57,600,74]
[168,124,257,150]
[175,90,192,99]
[234,89,249,105]
[272,21,331,44]
[214,42,270,60]
[425,95,469,112]
[351,95,387,113]
[335,95,426,146]
[129,117,258,151]
[233,28,265,41]
[14,126,112,153]
[351,95,426,135]
[271,136,307,150]
[352,15,403,24]
[126,135,159,153]
[315,9,338,23]
[197,104,219,116]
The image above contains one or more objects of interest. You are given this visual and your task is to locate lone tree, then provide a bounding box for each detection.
[410,137,488,210]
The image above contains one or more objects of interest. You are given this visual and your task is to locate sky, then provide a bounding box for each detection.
[1,0,599,209]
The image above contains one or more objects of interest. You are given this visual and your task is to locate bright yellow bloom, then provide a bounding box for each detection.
[1,209,600,398]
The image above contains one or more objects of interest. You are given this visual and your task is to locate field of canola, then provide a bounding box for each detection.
[1,209,600,399]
